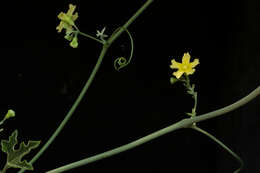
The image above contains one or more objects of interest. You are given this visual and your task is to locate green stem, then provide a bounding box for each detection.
[46,120,185,173]
[77,31,104,44]
[190,86,260,124]
[46,86,260,173]
[184,74,191,88]
[17,46,108,173]
[107,0,154,45]
[194,92,198,112]
[72,24,103,44]
[2,164,10,173]
[184,75,197,117]
[18,1,154,173]
[191,125,244,173]
[0,119,5,126]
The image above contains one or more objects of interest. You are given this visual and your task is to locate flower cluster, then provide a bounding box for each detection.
[56,4,79,48]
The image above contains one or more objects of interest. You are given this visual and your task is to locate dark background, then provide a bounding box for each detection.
[0,0,259,172]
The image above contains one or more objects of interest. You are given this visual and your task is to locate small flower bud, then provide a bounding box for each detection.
[70,36,78,48]
[5,109,15,120]
[170,77,178,84]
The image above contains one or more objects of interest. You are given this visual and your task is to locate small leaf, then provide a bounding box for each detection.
[186,112,194,116]
[191,84,195,90]
[187,90,193,95]
[170,77,178,84]
[1,130,41,170]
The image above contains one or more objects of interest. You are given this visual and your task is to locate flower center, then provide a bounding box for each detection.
[182,65,188,70]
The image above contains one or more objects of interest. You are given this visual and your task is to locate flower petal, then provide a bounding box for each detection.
[58,12,65,20]
[170,59,181,69]
[191,59,199,68]
[67,4,76,16]
[72,12,78,21]
[186,68,195,75]
[182,53,191,64]
[173,70,184,79]
[56,21,64,32]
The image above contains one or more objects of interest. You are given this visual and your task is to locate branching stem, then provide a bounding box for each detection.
[191,125,244,173]
[46,86,260,173]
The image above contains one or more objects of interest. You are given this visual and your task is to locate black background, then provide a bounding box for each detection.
[0,0,259,173]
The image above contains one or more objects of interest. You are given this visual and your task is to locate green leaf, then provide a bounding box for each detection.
[186,112,194,116]
[191,84,195,90]
[170,77,178,84]
[1,130,41,170]
[187,90,193,95]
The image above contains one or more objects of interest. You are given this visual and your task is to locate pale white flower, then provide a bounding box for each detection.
[96,27,108,41]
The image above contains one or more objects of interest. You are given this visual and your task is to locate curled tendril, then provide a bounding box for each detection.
[114,57,127,71]
[113,27,134,71]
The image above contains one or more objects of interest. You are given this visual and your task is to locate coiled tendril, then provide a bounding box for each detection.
[113,27,134,71]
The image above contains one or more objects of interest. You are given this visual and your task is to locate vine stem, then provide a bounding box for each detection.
[46,86,260,173]
[184,76,243,172]
[17,46,108,173]
[17,1,154,173]
[1,164,9,173]
[191,125,243,173]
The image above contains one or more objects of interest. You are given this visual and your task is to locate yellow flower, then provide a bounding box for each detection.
[56,4,79,33]
[170,52,199,79]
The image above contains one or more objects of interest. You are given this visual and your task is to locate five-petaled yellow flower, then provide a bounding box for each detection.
[170,53,199,79]
[56,4,79,33]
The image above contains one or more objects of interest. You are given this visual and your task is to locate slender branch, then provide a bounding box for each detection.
[107,0,154,45]
[73,25,103,44]
[190,86,260,124]
[191,125,244,173]
[17,45,108,173]
[46,120,185,173]
[46,85,260,173]
[124,28,134,65]
[184,74,198,117]
[77,31,104,44]
[1,164,10,173]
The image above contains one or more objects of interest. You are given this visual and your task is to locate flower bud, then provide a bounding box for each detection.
[5,109,15,120]
[70,36,78,48]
